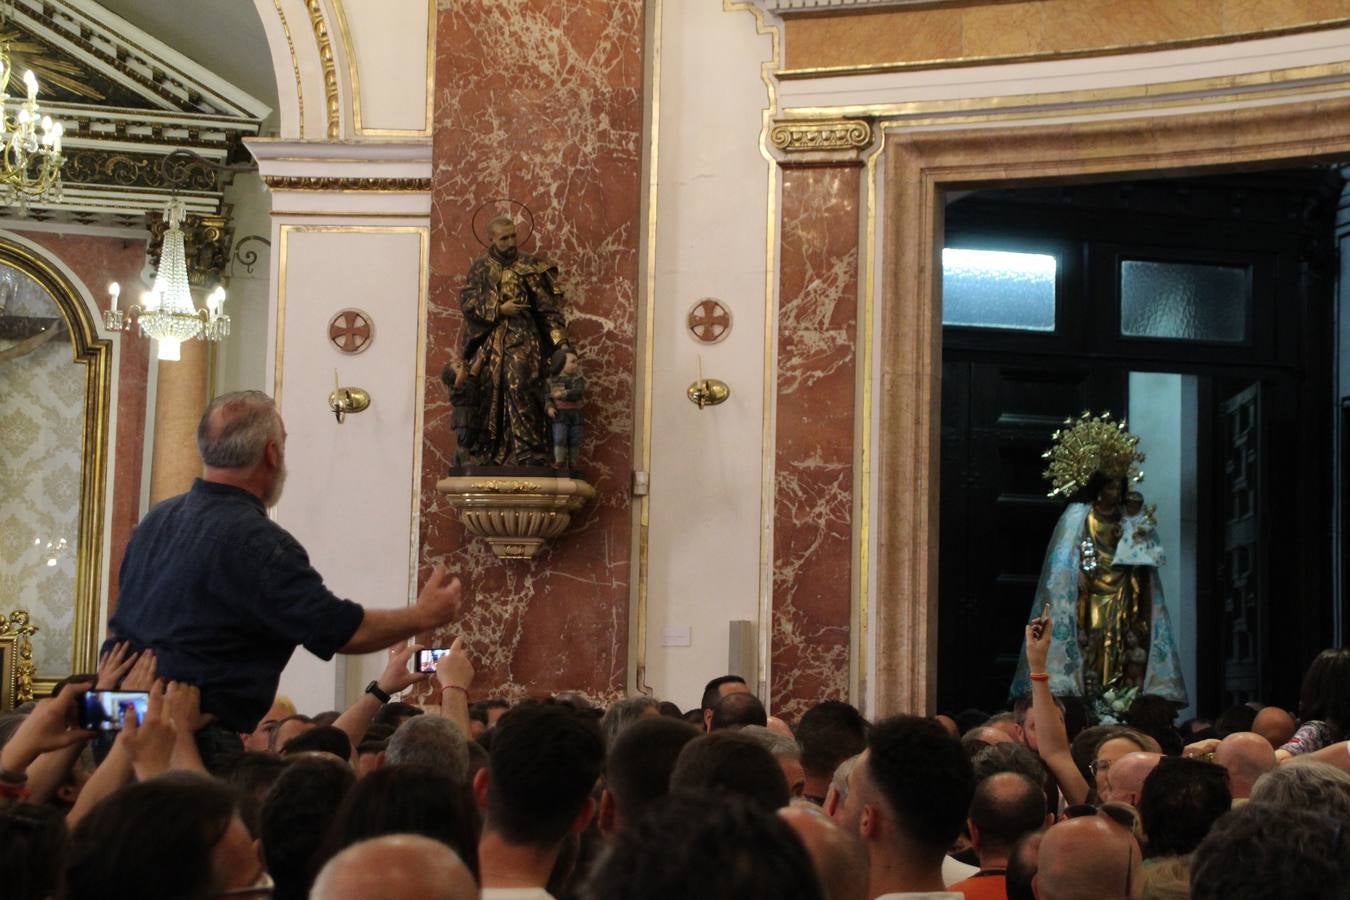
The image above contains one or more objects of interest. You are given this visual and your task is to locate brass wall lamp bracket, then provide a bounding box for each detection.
[329,370,370,423]
[687,356,731,409]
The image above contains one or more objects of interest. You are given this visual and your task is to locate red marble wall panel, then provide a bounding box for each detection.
[771,166,860,723]
[18,231,149,613]
[423,1,642,700]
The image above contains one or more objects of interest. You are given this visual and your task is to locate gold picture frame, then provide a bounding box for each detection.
[0,611,37,710]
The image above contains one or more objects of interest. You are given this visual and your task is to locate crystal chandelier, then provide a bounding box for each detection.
[103,198,229,361]
[0,35,64,207]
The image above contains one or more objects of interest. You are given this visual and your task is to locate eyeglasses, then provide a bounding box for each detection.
[1088,758,1112,776]
[215,871,273,898]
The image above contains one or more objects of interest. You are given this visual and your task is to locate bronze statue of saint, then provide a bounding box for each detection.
[457,216,572,468]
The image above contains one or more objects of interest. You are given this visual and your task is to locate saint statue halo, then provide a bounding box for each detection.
[1041,411,1146,499]
[470,197,536,250]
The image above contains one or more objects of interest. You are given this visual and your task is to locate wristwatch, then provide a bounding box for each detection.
[364,680,391,704]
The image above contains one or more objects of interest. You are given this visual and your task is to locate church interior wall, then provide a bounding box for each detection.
[418,0,643,705]
[17,1,1350,716]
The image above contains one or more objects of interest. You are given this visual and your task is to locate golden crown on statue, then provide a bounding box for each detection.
[1042,411,1146,499]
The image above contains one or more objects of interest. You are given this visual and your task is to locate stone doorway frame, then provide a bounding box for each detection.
[873,96,1350,715]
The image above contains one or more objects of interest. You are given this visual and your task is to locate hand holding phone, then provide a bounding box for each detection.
[415,648,452,674]
[79,690,149,731]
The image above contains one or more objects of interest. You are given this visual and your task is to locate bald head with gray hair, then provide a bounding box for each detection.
[197,390,281,468]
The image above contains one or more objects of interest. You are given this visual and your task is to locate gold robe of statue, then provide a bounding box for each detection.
[1077,507,1152,692]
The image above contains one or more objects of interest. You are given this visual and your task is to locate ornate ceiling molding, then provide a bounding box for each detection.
[0,0,268,229]
[262,175,432,192]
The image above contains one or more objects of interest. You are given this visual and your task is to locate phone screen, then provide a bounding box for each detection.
[80,690,150,731]
[415,648,451,674]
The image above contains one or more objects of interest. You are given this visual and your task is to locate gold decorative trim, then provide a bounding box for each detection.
[722,0,785,706]
[0,240,112,692]
[329,0,436,138]
[469,481,543,494]
[769,118,871,153]
[784,59,1350,120]
[273,0,306,139]
[0,611,38,707]
[633,0,663,697]
[263,175,432,192]
[305,0,342,139]
[408,227,429,606]
[779,17,1350,81]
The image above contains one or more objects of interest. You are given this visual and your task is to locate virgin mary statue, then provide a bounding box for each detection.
[1010,413,1188,707]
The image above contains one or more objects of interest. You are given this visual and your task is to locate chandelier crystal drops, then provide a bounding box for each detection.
[103,199,229,361]
[0,42,64,208]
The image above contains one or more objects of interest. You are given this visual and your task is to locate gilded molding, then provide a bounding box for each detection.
[262,175,432,192]
[769,118,872,154]
[63,150,219,192]
[273,0,306,139]
[0,239,111,691]
[305,0,342,139]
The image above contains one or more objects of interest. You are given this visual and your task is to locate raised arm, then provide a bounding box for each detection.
[1026,613,1090,806]
[333,643,426,757]
[433,636,476,738]
[340,566,462,654]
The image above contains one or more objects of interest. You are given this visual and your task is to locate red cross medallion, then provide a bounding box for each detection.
[328,309,373,354]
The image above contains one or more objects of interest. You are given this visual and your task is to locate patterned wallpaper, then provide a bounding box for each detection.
[0,264,83,677]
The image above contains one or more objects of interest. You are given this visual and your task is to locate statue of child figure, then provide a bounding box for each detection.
[441,349,485,468]
[544,348,585,472]
[1114,490,1167,568]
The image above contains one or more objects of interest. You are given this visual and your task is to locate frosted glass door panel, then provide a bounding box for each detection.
[942,248,1056,332]
[1120,260,1248,342]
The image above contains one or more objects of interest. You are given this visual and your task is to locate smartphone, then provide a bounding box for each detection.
[79,690,149,731]
[415,648,452,674]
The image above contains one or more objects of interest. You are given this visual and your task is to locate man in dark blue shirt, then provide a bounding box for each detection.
[106,390,461,735]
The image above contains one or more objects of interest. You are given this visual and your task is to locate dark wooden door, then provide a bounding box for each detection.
[938,360,1126,713]
[1218,383,1267,706]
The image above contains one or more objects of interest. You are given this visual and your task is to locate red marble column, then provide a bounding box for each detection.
[19,232,150,613]
[770,166,860,723]
[423,2,642,700]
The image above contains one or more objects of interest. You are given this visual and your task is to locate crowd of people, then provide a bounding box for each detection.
[5,630,1350,899]
[5,394,1350,899]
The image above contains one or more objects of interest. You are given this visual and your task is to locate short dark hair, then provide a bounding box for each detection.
[371,701,424,729]
[1138,757,1231,857]
[215,751,289,838]
[1214,704,1257,737]
[701,675,748,712]
[487,704,605,846]
[1191,802,1350,899]
[606,716,702,823]
[64,772,239,900]
[316,764,480,880]
[280,725,352,761]
[671,731,790,811]
[1005,829,1044,900]
[968,772,1046,854]
[1,803,66,900]
[710,692,768,730]
[260,754,356,900]
[796,700,869,780]
[580,792,825,900]
[970,742,1045,785]
[866,715,975,851]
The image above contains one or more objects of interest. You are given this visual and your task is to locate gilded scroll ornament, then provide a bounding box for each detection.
[262,175,432,192]
[769,119,873,153]
[304,0,341,139]
[1,610,39,704]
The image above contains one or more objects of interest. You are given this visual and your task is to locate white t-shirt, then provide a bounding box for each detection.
[482,889,555,900]
[942,855,979,886]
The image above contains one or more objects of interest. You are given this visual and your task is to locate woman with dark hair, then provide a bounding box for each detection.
[314,764,481,880]
[62,772,266,900]
[1278,648,1350,760]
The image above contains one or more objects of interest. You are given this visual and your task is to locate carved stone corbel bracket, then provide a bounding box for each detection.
[436,475,597,560]
[768,117,876,165]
